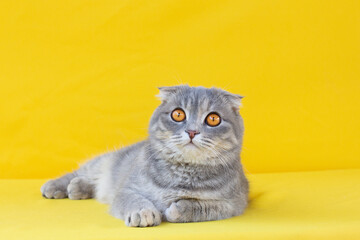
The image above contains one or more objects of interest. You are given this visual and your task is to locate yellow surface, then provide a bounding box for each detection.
[1,169,359,240]
[0,0,360,178]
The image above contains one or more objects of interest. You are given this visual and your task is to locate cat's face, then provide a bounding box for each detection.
[149,85,244,165]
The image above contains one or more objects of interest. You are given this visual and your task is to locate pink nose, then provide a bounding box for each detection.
[185,130,200,139]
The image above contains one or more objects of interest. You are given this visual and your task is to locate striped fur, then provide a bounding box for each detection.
[41,85,249,227]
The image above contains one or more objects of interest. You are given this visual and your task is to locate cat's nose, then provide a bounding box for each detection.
[185,130,200,139]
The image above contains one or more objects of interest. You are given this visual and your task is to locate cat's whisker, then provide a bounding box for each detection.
[42,85,248,227]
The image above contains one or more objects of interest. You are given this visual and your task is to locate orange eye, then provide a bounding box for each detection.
[205,113,221,127]
[171,109,186,122]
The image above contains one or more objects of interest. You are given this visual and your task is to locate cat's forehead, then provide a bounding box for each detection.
[171,87,224,109]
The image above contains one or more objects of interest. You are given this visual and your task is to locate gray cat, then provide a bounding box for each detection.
[41,85,249,227]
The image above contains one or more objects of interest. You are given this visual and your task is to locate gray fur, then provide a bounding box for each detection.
[41,85,249,227]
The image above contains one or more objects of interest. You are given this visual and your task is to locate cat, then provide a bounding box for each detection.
[41,85,249,227]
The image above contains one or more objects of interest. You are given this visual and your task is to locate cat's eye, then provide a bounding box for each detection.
[171,108,186,122]
[205,113,221,127]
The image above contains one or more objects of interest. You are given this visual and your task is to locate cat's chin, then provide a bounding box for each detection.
[184,142,199,149]
[179,142,203,158]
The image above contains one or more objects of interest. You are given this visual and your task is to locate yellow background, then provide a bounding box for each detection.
[1,0,359,178]
[1,1,360,239]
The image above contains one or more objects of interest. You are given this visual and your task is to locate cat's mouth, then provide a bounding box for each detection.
[185,141,199,149]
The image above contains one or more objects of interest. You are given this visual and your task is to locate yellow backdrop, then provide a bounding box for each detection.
[0,0,359,178]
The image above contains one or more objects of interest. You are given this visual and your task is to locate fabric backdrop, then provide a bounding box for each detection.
[0,0,359,178]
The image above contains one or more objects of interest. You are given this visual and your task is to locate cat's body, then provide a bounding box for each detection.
[41,85,249,227]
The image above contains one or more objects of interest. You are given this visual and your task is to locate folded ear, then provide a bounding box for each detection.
[157,86,178,100]
[156,85,189,102]
[224,93,244,114]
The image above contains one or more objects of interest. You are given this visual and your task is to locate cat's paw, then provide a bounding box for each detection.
[165,200,192,223]
[125,209,161,227]
[67,177,93,200]
[41,179,67,199]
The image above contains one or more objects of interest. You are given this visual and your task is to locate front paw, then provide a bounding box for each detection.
[125,209,161,227]
[165,200,193,223]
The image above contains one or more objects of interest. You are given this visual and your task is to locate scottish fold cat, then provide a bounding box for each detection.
[41,85,249,227]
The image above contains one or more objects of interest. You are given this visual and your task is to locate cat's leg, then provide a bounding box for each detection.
[41,155,103,199]
[165,199,246,223]
[41,174,95,200]
[110,188,162,227]
[41,172,77,199]
[67,176,94,200]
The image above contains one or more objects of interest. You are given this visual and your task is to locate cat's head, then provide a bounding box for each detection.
[149,85,244,165]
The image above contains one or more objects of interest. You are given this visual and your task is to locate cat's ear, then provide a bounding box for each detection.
[225,93,244,114]
[156,86,178,102]
[156,85,188,102]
